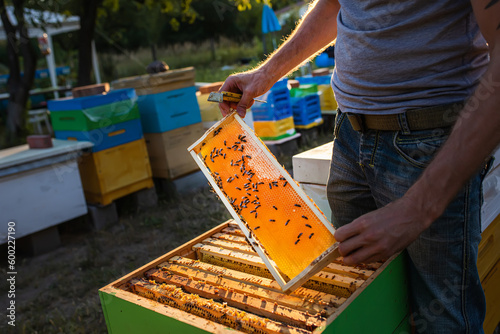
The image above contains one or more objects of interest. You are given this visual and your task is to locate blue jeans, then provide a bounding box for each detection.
[327,110,486,333]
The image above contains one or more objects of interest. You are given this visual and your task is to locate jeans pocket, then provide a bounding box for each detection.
[393,128,451,169]
[333,110,346,139]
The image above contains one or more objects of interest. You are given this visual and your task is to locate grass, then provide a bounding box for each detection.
[0,127,333,334]
[101,37,265,83]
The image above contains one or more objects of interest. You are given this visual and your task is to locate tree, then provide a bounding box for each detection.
[76,0,102,86]
[132,0,197,62]
[0,0,37,145]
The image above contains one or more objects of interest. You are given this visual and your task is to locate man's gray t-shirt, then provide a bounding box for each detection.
[332,0,489,115]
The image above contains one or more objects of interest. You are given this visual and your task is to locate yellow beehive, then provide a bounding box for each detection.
[253,116,295,139]
[197,93,223,124]
[188,113,338,291]
[78,138,154,205]
[318,84,337,111]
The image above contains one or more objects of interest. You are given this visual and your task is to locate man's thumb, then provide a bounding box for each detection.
[237,93,253,118]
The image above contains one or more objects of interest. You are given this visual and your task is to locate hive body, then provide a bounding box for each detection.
[99,221,411,334]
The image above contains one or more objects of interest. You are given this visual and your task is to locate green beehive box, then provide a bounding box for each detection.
[99,221,411,334]
[48,88,140,132]
[290,84,319,98]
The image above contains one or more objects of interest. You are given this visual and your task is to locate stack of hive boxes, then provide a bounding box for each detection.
[289,83,323,129]
[112,67,204,180]
[251,79,295,141]
[296,74,337,114]
[48,89,153,205]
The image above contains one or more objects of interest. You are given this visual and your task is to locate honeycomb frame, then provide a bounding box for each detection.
[188,112,339,291]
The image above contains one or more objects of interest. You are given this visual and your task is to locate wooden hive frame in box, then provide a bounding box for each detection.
[187,112,339,292]
[99,220,410,333]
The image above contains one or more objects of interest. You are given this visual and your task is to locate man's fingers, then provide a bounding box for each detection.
[334,221,362,242]
[337,232,367,257]
[219,101,240,117]
[342,245,382,265]
[219,102,231,116]
[236,92,255,117]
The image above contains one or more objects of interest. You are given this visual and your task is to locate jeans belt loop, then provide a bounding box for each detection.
[347,113,366,132]
[397,112,411,134]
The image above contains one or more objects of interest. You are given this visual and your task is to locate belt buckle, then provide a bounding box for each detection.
[347,113,366,132]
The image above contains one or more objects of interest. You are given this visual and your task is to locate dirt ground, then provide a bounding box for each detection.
[0,130,333,334]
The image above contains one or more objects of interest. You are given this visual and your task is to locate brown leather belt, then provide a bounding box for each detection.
[346,102,464,132]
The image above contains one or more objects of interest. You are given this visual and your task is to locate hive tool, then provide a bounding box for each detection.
[207,91,266,104]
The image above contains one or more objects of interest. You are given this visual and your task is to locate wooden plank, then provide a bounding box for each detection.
[145,269,327,329]
[159,259,343,312]
[131,279,312,334]
[150,266,330,315]
[323,263,374,280]
[195,244,362,289]
[221,226,246,237]
[168,256,346,308]
[333,257,383,271]
[205,232,374,280]
[193,243,273,272]
[202,238,256,255]
[211,232,249,245]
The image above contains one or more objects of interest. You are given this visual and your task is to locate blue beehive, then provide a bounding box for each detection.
[296,75,331,86]
[55,118,143,152]
[50,88,143,152]
[291,94,322,126]
[251,79,292,121]
[137,86,201,133]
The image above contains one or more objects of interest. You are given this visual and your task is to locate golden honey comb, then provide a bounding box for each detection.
[189,113,337,287]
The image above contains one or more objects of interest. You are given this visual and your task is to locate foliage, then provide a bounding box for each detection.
[101,37,263,83]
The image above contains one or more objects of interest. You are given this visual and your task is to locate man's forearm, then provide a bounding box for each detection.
[406,45,500,225]
[259,0,339,82]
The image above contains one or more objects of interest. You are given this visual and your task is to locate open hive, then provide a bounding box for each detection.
[188,112,338,291]
[118,221,388,333]
[100,221,409,333]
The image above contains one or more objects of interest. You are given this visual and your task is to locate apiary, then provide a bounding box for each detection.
[99,220,410,333]
[188,112,339,292]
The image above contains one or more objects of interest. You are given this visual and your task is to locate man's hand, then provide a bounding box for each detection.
[335,195,431,265]
[219,69,276,118]
[217,0,339,118]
